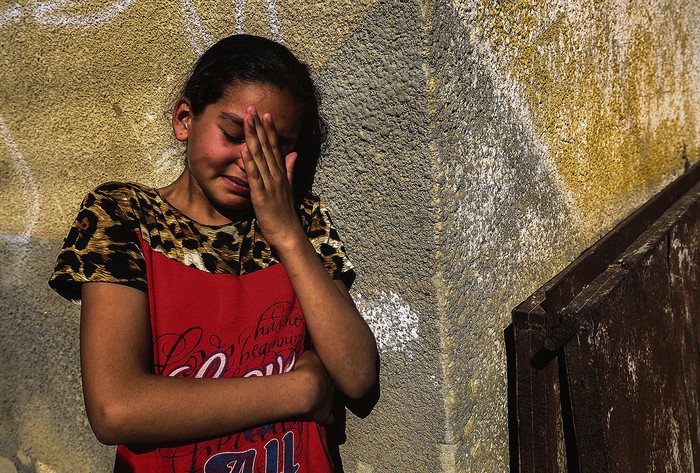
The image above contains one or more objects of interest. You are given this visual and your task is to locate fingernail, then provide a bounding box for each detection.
[247,116,255,127]
[248,106,257,115]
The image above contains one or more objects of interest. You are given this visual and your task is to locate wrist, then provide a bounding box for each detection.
[271,226,311,257]
[284,369,318,417]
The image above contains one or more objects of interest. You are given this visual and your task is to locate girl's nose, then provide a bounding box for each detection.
[235,144,247,170]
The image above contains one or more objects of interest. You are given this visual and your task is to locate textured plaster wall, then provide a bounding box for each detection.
[0,1,698,472]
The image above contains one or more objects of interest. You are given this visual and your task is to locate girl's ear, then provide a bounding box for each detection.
[173,97,193,142]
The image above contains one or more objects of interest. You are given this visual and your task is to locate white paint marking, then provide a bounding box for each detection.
[233,0,245,34]
[155,146,180,175]
[449,2,574,214]
[627,356,637,384]
[0,4,21,28]
[439,443,457,472]
[354,461,374,473]
[0,114,39,241]
[429,374,439,388]
[353,291,419,353]
[35,461,58,473]
[181,0,214,55]
[264,0,282,43]
[34,0,136,27]
[51,195,67,223]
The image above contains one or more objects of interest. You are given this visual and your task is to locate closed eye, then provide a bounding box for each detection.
[222,129,245,144]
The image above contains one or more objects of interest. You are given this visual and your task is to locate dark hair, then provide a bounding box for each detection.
[181,34,325,198]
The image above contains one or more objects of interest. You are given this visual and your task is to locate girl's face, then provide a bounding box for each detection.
[173,82,303,216]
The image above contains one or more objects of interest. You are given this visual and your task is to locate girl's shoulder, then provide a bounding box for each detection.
[297,190,321,215]
[296,190,355,286]
[49,182,155,302]
[297,190,337,236]
[87,181,158,205]
[79,181,162,225]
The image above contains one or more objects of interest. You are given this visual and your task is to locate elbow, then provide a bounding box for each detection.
[343,380,374,401]
[342,362,378,401]
[343,345,379,400]
[86,398,134,445]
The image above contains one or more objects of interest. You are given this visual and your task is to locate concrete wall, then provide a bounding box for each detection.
[0,1,698,472]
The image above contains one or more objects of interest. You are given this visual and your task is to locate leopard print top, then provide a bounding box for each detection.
[49,182,354,302]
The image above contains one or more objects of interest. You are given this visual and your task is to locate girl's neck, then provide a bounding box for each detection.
[157,170,253,226]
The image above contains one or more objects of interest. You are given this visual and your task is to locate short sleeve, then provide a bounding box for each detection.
[49,184,148,302]
[302,194,356,289]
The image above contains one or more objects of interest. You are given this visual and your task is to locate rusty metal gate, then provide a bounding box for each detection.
[511,163,700,472]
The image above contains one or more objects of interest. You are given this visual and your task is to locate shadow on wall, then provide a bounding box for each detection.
[327,356,381,473]
[0,238,115,472]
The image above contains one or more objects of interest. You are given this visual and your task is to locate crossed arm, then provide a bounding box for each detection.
[81,282,330,444]
[82,270,375,445]
[80,251,376,444]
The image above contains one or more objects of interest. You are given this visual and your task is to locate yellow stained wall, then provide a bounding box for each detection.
[462,0,700,236]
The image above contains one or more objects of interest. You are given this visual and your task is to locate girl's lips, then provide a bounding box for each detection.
[222,175,250,196]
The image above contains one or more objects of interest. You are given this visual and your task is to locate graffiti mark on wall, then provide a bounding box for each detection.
[180,0,214,55]
[233,0,245,34]
[0,1,284,49]
[263,0,282,43]
[0,113,40,279]
[34,0,137,27]
[0,114,39,241]
[0,0,136,28]
[181,0,284,53]
[354,291,419,353]
[156,146,181,177]
[448,3,566,201]
[0,4,21,27]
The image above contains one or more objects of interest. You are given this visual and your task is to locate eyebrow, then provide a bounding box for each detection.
[218,112,244,126]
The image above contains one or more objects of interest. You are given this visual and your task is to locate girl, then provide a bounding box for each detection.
[49,34,377,473]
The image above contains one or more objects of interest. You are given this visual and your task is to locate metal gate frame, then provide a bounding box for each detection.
[511,162,700,472]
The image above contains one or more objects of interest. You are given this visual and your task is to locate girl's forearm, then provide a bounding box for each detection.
[236,106,377,397]
[275,230,378,399]
[85,369,314,445]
